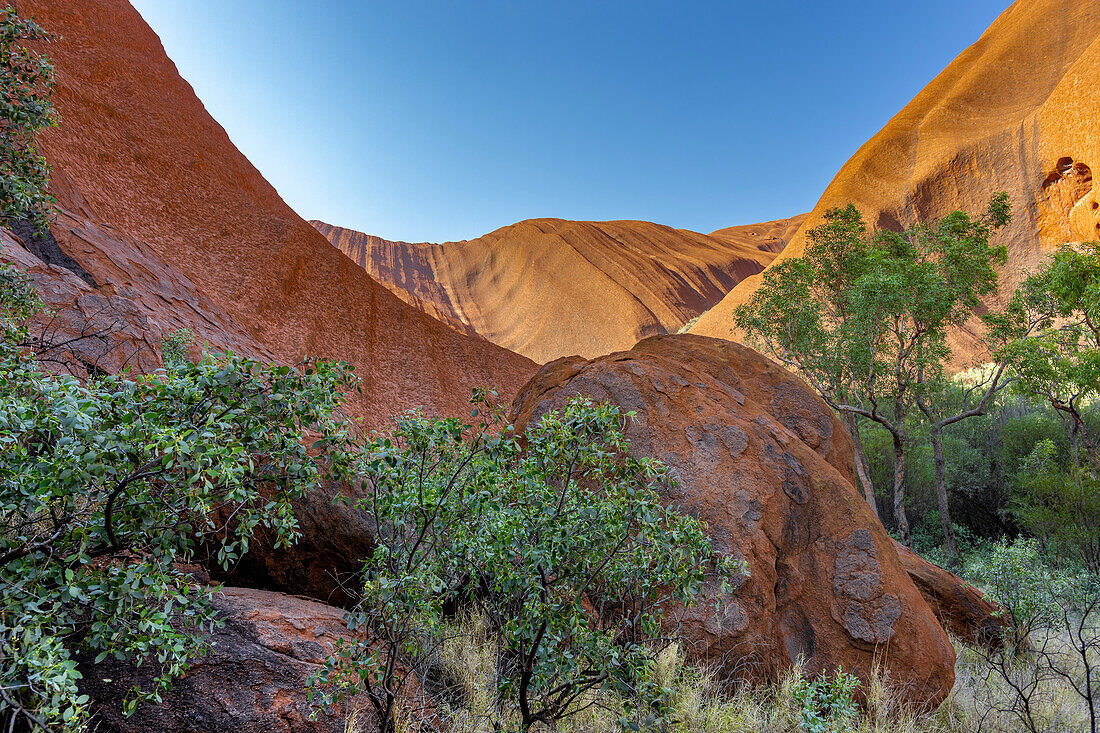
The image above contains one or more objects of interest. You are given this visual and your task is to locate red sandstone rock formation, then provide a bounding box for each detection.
[893,541,1010,648]
[11,0,537,428]
[510,334,956,706]
[312,217,802,363]
[691,0,1100,364]
[79,587,367,733]
[709,214,808,255]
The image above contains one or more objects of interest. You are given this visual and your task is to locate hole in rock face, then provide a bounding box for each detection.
[1043,157,1093,192]
[1039,157,1096,244]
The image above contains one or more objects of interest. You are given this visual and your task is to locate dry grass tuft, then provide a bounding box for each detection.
[344,619,1095,732]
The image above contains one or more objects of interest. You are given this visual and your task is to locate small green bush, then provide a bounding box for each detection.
[159,327,194,368]
[0,264,357,731]
[0,6,58,230]
[311,394,743,733]
[790,669,860,733]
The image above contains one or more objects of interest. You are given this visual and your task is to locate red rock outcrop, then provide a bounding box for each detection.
[11,0,537,428]
[79,587,367,733]
[691,0,1100,364]
[893,542,1010,648]
[213,479,375,608]
[1,226,161,376]
[510,334,956,706]
[312,217,802,363]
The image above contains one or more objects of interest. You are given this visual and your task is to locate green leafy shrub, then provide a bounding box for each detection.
[967,538,1100,733]
[159,327,194,368]
[1012,440,1100,573]
[0,264,357,731]
[790,668,860,733]
[857,386,1097,562]
[0,6,58,230]
[311,393,743,733]
[995,241,1100,468]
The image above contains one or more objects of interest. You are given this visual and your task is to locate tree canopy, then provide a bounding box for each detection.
[735,194,1011,547]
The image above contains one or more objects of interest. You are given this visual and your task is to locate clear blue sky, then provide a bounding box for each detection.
[131,1,1012,243]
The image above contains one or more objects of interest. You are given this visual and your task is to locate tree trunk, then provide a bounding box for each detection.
[930,424,957,559]
[1053,400,1099,469]
[892,434,911,547]
[841,412,879,519]
[1078,416,1099,469]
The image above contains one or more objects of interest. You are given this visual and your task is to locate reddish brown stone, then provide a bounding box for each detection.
[691,0,1100,367]
[511,335,956,706]
[893,541,1010,648]
[14,0,537,429]
[312,217,804,365]
[80,587,366,733]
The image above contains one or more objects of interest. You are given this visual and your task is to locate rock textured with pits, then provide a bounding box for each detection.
[511,334,956,706]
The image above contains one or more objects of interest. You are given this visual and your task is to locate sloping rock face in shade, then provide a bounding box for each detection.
[893,541,1010,648]
[213,479,375,608]
[691,0,1100,364]
[13,0,537,428]
[1,227,162,376]
[510,334,956,706]
[311,217,802,364]
[79,587,365,733]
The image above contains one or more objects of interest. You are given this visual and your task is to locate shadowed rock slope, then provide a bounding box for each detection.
[12,0,537,427]
[691,0,1100,362]
[312,216,803,363]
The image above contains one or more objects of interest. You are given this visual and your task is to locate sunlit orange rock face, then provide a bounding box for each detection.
[15,0,537,427]
[312,216,803,364]
[691,0,1100,363]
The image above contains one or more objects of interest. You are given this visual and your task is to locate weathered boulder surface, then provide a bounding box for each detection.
[215,481,374,608]
[80,587,364,733]
[1,227,162,377]
[893,541,1010,647]
[631,338,1008,649]
[511,334,956,705]
[630,335,856,485]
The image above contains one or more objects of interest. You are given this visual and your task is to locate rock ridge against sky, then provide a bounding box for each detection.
[312,216,805,363]
[14,0,538,427]
[690,0,1100,364]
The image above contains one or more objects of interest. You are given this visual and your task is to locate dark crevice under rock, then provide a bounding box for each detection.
[8,218,99,288]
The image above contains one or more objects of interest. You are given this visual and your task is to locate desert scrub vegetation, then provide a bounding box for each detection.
[309,393,744,733]
[340,613,1099,733]
[343,611,1067,733]
[677,316,701,334]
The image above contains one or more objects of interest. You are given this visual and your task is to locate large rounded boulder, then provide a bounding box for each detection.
[510,334,956,706]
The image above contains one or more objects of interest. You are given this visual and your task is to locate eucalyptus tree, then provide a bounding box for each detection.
[996,241,1100,468]
[736,194,1011,548]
